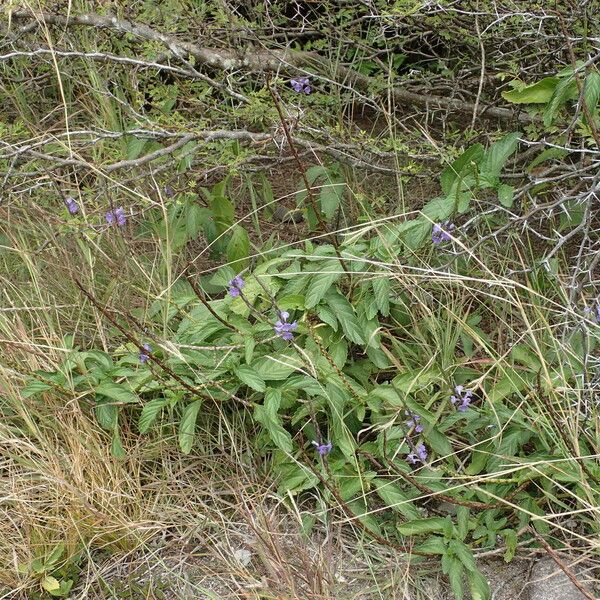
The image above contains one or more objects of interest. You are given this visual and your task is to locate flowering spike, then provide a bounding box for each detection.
[228,275,245,297]
[274,311,298,341]
[432,221,455,244]
[106,206,126,227]
[312,440,332,456]
[64,197,79,215]
[290,77,312,94]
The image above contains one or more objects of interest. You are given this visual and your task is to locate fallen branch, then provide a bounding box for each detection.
[10,9,535,123]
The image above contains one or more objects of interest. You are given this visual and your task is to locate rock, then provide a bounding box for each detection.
[529,557,592,600]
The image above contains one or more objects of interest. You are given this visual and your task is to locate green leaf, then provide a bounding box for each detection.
[501,77,559,104]
[111,428,126,458]
[583,70,600,122]
[324,289,364,344]
[139,398,167,433]
[226,226,250,270]
[441,143,484,196]
[95,402,118,430]
[253,353,300,380]
[372,278,390,316]
[254,389,293,452]
[395,218,431,251]
[211,195,234,233]
[95,382,138,404]
[416,536,447,555]
[497,183,514,208]
[41,576,61,593]
[234,365,266,392]
[480,132,520,183]
[373,479,420,519]
[125,136,147,160]
[179,400,202,454]
[326,383,356,459]
[422,196,455,221]
[397,517,452,536]
[468,568,491,600]
[319,180,345,221]
[21,380,52,397]
[502,529,518,562]
[305,261,342,308]
[527,147,569,171]
[544,76,578,126]
[447,557,465,600]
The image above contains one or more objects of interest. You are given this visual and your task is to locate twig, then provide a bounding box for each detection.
[528,527,595,600]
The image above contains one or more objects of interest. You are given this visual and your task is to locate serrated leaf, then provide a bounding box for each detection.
[324,289,364,344]
[397,516,452,536]
[497,183,514,208]
[584,70,600,122]
[211,195,234,233]
[111,428,126,458]
[305,262,342,308]
[441,143,484,196]
[319,181,345,221]
[480,132,520,183]
[468,568,491,600]
[422,196,455,221]
[227,225,249,270]
[179,400,202,454]
[373,479,420,519]
[501,77,559,104]
[234,365,266,392]
[95,382,137,404]
[41,576,61,593]
[372,278,390,316]
[252,352,300,380]
[21,380,52,397]
[395,218,431,251]
[139,398,167,433]
[95,402,118,430]
[254,389,293,452]
[544,76,578,126]
[326,382,356,459]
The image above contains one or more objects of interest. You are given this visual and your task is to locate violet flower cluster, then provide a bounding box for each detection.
[139,343,152,364]
[451,385,473,412]
[432,221,455,244]
[584,303,600,324]
[405,411,424,433]
[312,440,332,456]
[64,197,79,215]
[274,311,298,341]
[290,77,312,94]
[406,443,428,465]
[405,411,428,464]
[106,206,126,227]
[228,275,245,298]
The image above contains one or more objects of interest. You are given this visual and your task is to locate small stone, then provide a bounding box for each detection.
[529,557,592,600]
[233,548,252,567]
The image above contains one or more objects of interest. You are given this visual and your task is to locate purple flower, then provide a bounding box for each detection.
[228,275,245,298]
[106,206,126,227]
[139,343,152,363]
[312,440,332,456]
[432,221,455,244]
[584,304,600,324]
[405,411,424,434]
[451,384,473,412]
[64,197,79,215]
[407,442,428,464]
[164,185,175,198]
[290,77,312,94]
[274,311,298,341]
